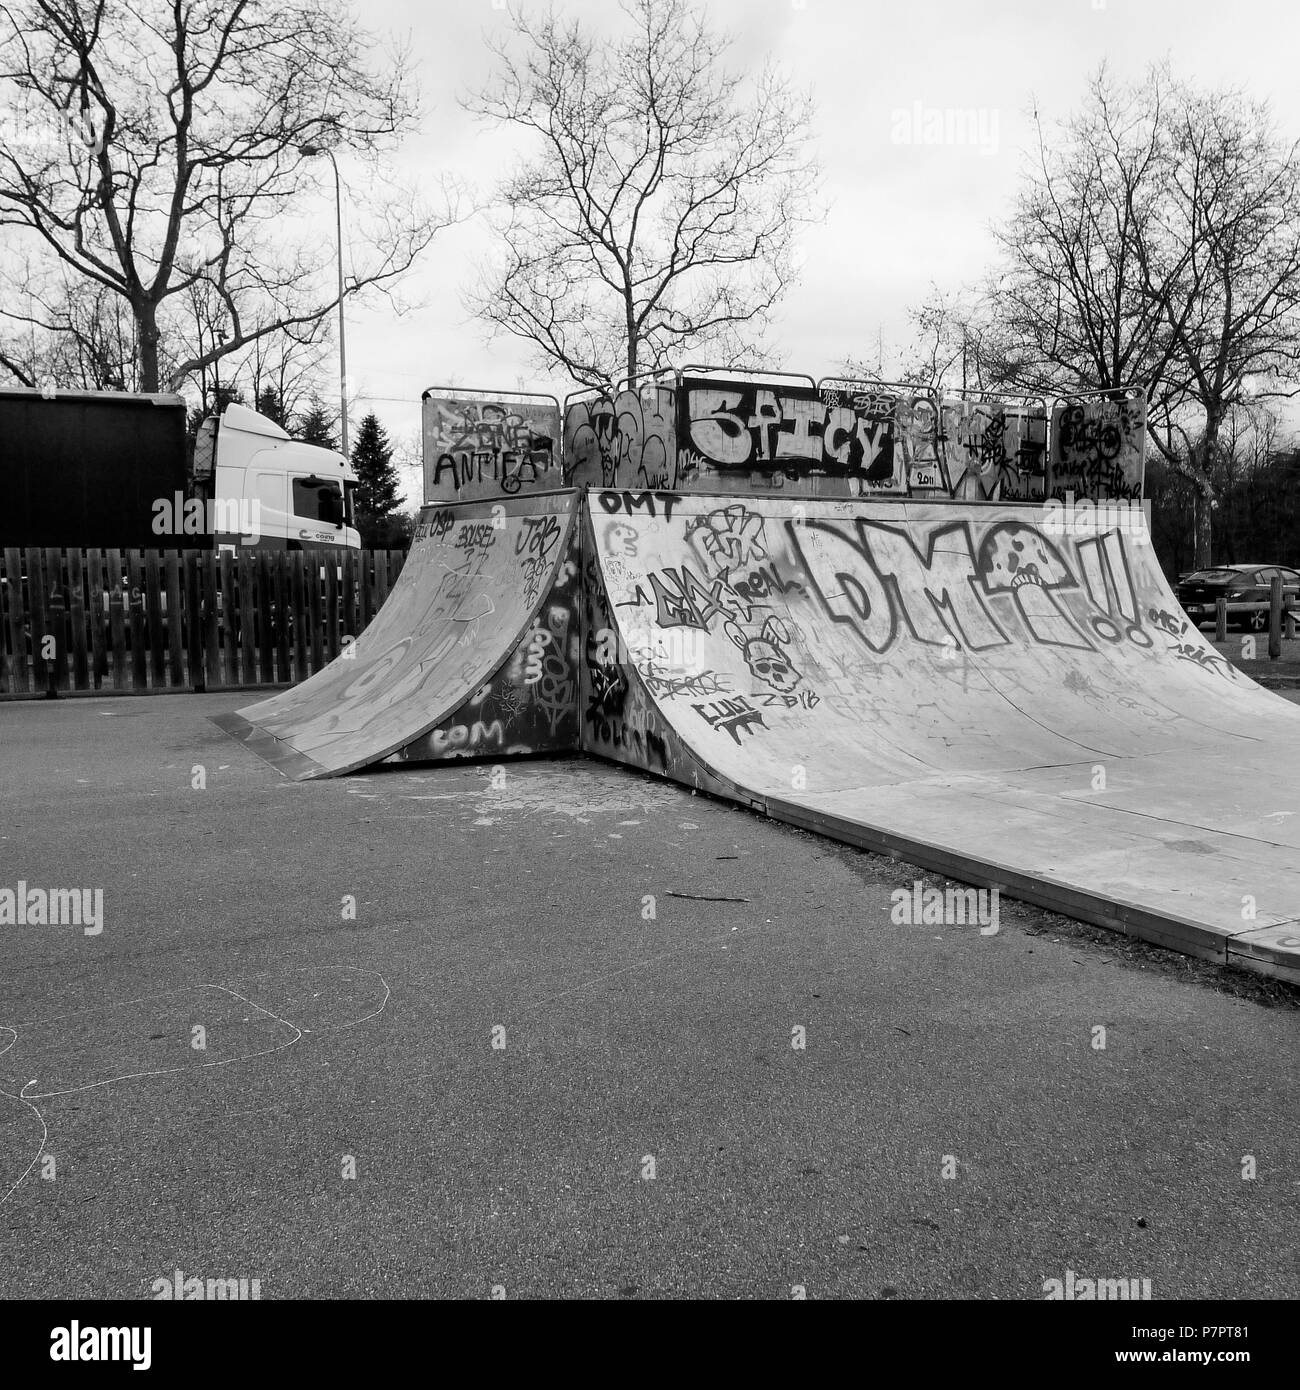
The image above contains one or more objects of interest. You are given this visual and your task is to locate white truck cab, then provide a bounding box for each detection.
[193,404,361,551]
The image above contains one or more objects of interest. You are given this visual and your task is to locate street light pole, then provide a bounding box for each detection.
[328,149,348,458]
[300,141,349,456]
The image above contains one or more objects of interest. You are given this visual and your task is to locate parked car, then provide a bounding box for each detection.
[1176,564,1300,632]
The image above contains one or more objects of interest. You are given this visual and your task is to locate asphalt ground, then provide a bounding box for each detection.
[0,693,1297,1300]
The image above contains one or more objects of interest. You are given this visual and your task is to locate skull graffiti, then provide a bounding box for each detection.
[976,523,1090,649]
[726,616,802,694]
[976,523,1074,593]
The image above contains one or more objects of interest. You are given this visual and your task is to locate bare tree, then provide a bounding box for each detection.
[992,69,1182,399]
[990,64,1300,564]
[0,259,153,388]
[858,284,1005,394]
[838,286,1020,401]
[465,0,820,390]
[0,0,459,394]
[389,423,423,508]
[238,323,330,425]
[1137,81,1300,563]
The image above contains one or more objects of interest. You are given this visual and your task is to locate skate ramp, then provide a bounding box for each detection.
[214,492,578,779]
[388,506,582,766]
[582,492,1300,981]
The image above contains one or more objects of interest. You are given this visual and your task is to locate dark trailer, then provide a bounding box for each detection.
[0,387,189,550]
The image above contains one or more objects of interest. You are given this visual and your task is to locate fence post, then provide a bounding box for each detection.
[238,552,257,684]
[274,552,291,683]
[1215,597,1227,643]
[129,551,148,688]
[146,550,166,687]
[220,551,237,686]
[108,568,128,690]
[307,554,324,673]
[3,547,30,694]
[44,586,64,699]
[290,552,308,680]
[86,549,106,688]
[26,547,48,691]
[201,550,221,688]
[185,550,204,691]
[68,549,88,690]
[1269,576,1283,661]
[44,547,70,696]
[0,551,9,696]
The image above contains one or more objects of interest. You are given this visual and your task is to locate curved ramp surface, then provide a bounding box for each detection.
[215,492,577,779]
[583,492,1300,980]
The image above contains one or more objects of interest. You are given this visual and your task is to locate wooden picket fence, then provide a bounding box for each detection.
[0,547,406,697]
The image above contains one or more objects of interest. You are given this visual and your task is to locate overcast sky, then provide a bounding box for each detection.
[322,0,1300,499]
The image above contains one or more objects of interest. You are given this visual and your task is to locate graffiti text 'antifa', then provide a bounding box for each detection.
[424,396,560,498]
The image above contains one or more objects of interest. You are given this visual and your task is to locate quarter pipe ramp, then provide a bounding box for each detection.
[581,491,1300,981]
[213,491,579,779]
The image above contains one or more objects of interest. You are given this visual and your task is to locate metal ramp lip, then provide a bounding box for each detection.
[208,711,332,781]
[420,486,577,510]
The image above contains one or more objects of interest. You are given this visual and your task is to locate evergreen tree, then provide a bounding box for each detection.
[255,386,288,428]
[295,398,339,450]
[370,507,417,551]
[350,412,411,548]
[210,381,244,414]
